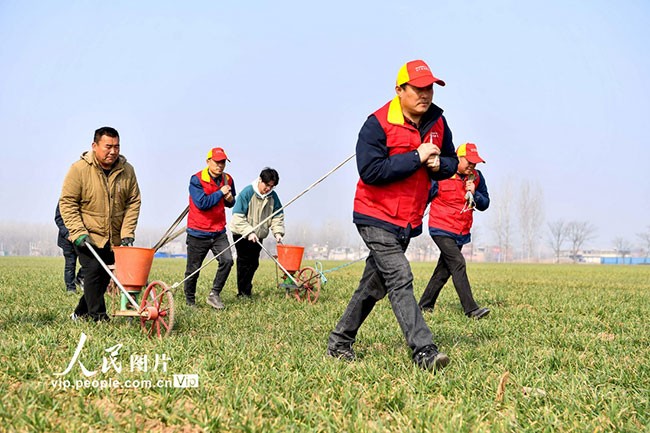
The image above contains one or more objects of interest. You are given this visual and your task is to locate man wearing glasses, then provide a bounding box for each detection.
[229,167,284,298]
[184,147,236,310]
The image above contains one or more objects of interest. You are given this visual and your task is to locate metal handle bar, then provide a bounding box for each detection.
[151,206,189,251]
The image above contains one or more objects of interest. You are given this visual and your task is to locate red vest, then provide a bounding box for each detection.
[428,170,481,235]
[187,169,232,233]
[354,98,445,228]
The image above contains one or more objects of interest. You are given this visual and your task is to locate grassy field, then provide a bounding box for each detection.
[0,256,649,432]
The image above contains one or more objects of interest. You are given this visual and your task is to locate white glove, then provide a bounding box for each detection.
[275,233,283,243]
[247,232,259,243]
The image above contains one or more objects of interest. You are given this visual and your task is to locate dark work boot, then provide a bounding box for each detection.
[413,345,450,371]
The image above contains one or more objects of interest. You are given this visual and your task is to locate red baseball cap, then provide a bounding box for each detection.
[396,60,446,88]
[457,143,485,164]
[206,147,230,162]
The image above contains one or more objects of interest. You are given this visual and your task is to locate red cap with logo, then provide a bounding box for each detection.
[396,60,446,88]
[207,147,230,162]
[457,143,485,164]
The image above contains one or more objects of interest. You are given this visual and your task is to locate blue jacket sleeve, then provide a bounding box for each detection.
[225,176,236,209]
[54,204,69,238]
[189,175,224,210]
[428,181,439,203]
[356,115,422,185]
[474,170,490,211]
[430,116,459,181]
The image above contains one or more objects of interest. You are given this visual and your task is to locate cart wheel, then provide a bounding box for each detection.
[294,266,321,304]
[139,281,175,338]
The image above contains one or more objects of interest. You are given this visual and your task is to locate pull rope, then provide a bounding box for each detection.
[312,254,367,285]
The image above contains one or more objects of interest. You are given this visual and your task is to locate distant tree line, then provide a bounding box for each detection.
[0,222,60,256]
[3,208,650,262]
[547,220,596,263]
[484,179,650,263]
[487,178,546,262]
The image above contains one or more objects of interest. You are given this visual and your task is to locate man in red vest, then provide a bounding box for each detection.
[419,142,490,319]
[184,147,236,310]
[327,60,458,371]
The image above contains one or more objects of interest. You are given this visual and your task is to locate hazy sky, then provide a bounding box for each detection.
[1,0,648,250]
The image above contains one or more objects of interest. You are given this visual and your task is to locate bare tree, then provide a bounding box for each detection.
[517,180,545,262]
[0,222,60,256]
[566,221,597,263]
[547,219,568,263]
[491,179,514,262]
[613,237,632,263]
[319,219,348,253]
[468,225,480,263]
[637,227,650,260]
[290,221,316,248]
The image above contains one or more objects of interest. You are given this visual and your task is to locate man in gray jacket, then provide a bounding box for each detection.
[229,167,284,298]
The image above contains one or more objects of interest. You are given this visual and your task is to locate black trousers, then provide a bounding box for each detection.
[183,233,233,304]
[419,235,479,314]
[328,225,436,355]
[59,237,84,291]
[74,242,114,321]
[233,234,262,296]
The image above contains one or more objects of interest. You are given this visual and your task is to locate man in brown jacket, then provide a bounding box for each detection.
[59,126,141,322]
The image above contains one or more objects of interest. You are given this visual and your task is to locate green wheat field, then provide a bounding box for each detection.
[0,257,648,432]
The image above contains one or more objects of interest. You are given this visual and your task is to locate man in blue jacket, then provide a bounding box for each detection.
[184,147,236,310]
[55,204,84,293]
[327,59,458,371]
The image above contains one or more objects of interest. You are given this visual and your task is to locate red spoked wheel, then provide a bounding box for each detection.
[293,266,321,304]
[139,281,175,338]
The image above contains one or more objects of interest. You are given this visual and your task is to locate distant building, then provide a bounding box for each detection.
[154,238,187,258]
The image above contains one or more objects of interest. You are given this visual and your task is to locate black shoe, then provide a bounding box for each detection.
[236,293,252,299]
[420,306,433,313]
[467,307,490,320]
[413,345,450,371]
[97,315,111,322]
[186,301,197,309]
[327,345,356,361]
[206,292,225,310]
